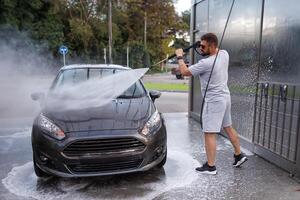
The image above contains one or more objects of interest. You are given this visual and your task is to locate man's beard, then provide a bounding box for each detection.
[201,52,210,57]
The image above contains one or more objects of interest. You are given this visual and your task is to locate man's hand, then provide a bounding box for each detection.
[175,49,184,57]
[175,48,192,77]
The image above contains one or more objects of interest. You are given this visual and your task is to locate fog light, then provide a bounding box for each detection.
[156,146,163,154]
[151,146,164,163]
[40,155,48,162]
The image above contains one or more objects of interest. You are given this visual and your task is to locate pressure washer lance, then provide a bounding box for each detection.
[152,41,201,67]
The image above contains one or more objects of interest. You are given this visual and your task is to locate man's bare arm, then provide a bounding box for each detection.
[175,49,192,77]
[178,59,192,76]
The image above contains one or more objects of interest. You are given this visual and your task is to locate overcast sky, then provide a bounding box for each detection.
[174,0,191,14]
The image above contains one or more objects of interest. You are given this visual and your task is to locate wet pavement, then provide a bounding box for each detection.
[0,113,300,200]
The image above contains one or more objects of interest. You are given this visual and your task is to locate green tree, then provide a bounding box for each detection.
[0,0,189,68]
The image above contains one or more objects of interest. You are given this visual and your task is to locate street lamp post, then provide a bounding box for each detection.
[144,11,147,49]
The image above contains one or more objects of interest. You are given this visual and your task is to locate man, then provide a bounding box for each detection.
[175,33,247,175]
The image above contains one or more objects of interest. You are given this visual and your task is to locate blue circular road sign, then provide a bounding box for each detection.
[59,45,68,55]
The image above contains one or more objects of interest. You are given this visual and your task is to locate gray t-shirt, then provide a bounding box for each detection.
[189,50,230,102]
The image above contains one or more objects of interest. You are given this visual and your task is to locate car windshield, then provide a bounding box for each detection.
[51,68,146,98]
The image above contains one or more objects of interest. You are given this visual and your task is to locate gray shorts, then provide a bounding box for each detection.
[202,96,232,133]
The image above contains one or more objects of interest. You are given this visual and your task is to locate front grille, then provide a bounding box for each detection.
[63,137,146,157]
[68,159,143,173]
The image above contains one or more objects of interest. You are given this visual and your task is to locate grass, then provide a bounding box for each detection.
[229,85,256,95]
[144,82,257,94]
[144,82,189,91]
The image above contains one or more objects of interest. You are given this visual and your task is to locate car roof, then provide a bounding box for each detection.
[60,64,131,71]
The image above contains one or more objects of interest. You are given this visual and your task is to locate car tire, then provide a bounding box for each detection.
[33,155,50,178]
[157,151,167,168]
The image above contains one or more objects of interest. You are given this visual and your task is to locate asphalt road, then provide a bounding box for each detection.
[154,92,188,113]
[142,72,189,84]
[143,72,189,113]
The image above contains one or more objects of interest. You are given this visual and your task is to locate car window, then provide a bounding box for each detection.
[51,68,146,98]
[55,69,87,87]
[89,68,116,80]
[53,68,116,89]
[118,81,146,98]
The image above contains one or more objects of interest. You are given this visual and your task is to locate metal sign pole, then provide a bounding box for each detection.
[59,45,68,66]
[104,48,107,64]
[127,46,129,67]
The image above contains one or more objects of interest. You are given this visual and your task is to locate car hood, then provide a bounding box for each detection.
[41,96,154,132]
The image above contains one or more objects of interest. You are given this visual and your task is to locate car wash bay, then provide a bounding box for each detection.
[0,112,299,200]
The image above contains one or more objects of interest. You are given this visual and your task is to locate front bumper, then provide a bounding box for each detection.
[32,124,167,178]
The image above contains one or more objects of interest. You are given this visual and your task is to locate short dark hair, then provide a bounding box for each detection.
[201,33,218,47]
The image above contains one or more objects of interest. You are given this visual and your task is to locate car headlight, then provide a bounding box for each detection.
[141,110,161,136]
[38,114,65,140]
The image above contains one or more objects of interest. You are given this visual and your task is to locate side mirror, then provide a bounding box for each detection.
[149,90,161,102]
[31,92,45,101]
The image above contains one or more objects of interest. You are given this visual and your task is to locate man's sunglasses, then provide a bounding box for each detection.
[200,44,206,49]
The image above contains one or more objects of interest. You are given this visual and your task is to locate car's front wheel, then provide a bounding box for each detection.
[157,151,167,168]
[33,155,50,178]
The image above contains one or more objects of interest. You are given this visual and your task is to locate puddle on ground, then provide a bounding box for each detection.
[0,128,31,139]
[2,150,200,200]
[0,128,31,153]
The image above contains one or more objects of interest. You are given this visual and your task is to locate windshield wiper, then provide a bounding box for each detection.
[117,95,133,99]
[117,94,144,99]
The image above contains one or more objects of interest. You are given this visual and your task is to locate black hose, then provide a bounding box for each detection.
[199,0,236,128]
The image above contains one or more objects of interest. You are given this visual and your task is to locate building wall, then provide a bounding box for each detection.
[260,0,300,83]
